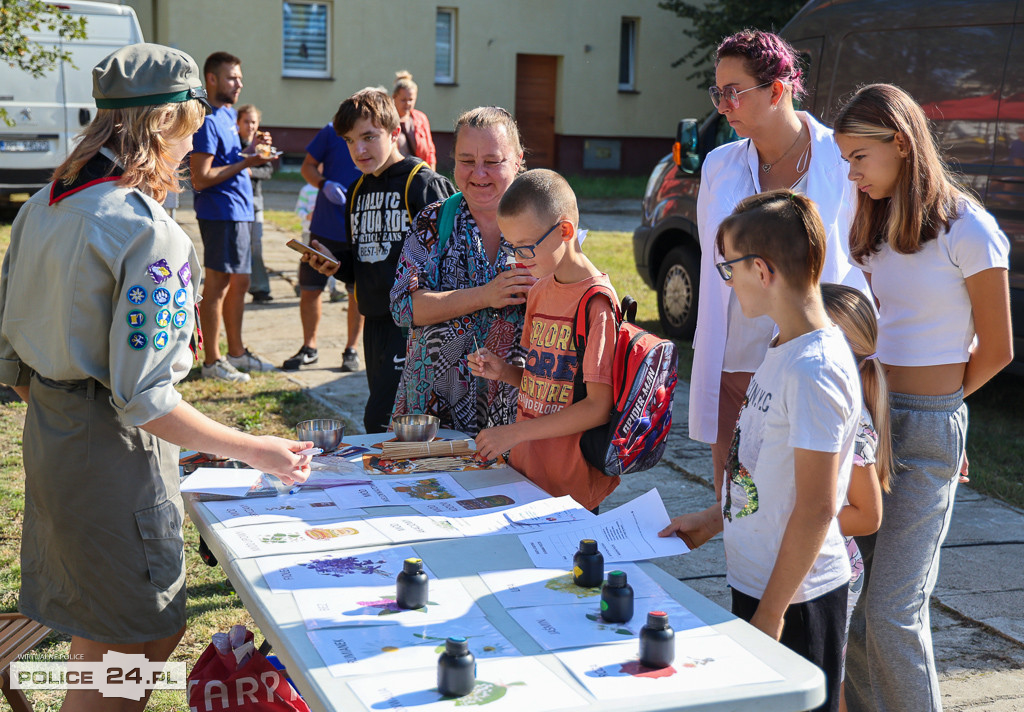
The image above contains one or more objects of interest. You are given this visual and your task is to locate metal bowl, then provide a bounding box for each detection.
[392,414,440,442]
[295,419,346,452]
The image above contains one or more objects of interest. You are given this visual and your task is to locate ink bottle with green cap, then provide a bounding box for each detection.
[396,557,428,609]
[437,636,476,697]
[573,539,604,588]
[600,570,634,623]
[639,611,675,668]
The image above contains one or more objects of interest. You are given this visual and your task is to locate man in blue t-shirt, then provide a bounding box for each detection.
[283,125,363,371]
[190,51,274,382]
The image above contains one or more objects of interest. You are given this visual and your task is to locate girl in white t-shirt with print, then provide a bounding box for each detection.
[822,283,895,712]
[834,84,1013,712]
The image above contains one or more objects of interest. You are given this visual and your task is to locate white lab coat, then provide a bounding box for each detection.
[688,111,868,444]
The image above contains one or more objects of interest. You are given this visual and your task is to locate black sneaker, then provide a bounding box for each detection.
[282,345,318,370]
[251,292,274,304]
[341,347,361,372]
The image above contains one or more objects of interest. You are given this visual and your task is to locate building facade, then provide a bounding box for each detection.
[104,0,705,174]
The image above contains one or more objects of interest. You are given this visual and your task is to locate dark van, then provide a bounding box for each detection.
[633,0,1023,353]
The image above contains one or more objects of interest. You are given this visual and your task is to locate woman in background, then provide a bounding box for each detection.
[393,70,437,169]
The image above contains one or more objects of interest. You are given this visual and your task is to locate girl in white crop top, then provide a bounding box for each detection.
[833,83,1011,712]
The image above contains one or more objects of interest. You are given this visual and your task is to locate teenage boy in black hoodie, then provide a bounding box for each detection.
[305,88,453,432]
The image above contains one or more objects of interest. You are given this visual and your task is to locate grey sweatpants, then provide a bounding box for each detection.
[845,389,966,712]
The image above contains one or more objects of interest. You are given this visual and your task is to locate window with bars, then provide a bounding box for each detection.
[619,17,637,91]
[283,1,330,78]
[436,8,456,84]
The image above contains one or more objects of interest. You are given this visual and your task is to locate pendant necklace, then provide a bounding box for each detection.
[761,125,806,174]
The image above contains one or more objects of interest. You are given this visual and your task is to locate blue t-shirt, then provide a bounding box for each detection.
[306,124,360,242]
[192,105,254,222]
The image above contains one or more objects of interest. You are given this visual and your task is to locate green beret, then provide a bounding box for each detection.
[92,43,211,112]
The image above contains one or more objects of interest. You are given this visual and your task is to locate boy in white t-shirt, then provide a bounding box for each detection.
[660,190,860,712]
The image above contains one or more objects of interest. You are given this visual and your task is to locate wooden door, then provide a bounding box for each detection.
[515,54,558,168]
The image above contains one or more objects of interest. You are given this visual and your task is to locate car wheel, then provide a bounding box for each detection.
[656,245,699,340]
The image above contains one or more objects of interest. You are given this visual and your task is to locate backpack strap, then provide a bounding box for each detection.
[571,285,620,403]
[403,160,427,217]
[348,174,366,207]
[436,192,463,253]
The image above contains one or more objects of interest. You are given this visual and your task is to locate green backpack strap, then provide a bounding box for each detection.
[436,192,463,253]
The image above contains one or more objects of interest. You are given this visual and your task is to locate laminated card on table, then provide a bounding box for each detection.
[519,488,690,568]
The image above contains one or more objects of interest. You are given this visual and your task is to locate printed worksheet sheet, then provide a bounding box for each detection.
[477,563,666,609]
[346,657,587,712]
[256,545,433,593]
[217,518,389,558]
[443,496,593,538]
[554,632,784,698]
[519,489,690,567]
[201,490,363,528]
[406,480,550,517]
[307,618,518,677]
[325,474,473,509]
[363,515,464,544]
[291,578,484,629]
[506,596,714,651]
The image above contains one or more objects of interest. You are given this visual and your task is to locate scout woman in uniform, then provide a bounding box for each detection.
[0,44,313,712]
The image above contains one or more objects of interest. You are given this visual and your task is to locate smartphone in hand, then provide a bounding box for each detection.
[286,239,340,268]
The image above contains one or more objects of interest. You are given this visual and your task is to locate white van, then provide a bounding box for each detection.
[0,1,143,200]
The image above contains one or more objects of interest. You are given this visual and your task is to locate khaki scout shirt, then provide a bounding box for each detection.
[0,174,201,427]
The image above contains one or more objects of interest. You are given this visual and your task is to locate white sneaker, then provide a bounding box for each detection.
[227,348,275,373]
[202,358,251,383]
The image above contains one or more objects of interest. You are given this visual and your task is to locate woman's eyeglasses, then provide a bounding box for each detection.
[715,254,774,280]
[500,221,562,260]
[708,81,772,109]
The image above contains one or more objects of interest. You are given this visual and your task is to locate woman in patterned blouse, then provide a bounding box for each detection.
[390,107,534,435]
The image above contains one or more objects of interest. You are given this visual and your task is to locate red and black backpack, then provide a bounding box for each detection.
[571,286,678,477]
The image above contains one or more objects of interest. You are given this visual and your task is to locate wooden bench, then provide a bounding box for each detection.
[0,613,52,712]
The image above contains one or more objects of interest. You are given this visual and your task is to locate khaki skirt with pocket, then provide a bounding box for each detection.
[19,374,185,644]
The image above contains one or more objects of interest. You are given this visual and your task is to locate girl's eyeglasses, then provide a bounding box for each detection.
[715,254,774,281]
[500,221,562,260]
[708,81,772,109]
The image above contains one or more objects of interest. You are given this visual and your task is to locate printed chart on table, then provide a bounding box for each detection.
[291,578,485,629]
[306,617,517,677]
[346,657,587,712]
[519,488,690,568]
[255,545,436,593]
[201,489,363,528]
[554,631,784,698]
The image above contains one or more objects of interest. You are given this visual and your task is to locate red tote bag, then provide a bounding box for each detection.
[187,627,310,712]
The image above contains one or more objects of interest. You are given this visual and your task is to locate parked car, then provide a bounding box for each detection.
[0,1,143,202]
[633,0,1023,355]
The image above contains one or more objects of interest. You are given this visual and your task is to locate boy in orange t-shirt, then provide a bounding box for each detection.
[469,169,619,511]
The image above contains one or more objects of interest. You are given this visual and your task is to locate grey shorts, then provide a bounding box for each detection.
[199,218,252,274]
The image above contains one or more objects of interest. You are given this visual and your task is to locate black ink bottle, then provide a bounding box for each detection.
[573,539,604,588]
[396,557,428,609]
[600,570,634,623]
[437,636,476,697]
[639,611,675,668]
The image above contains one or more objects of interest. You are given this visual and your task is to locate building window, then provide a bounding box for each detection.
[619,17,637,91]
[436,8,456,84]
[283,1,330,78]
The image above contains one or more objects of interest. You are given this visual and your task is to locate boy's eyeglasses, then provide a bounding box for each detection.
[715,254,774,281]
[708,81,772,109]
[500,221,562,260]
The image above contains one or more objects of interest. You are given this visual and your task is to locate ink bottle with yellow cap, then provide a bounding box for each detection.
[396,557,428,609]
[573,539,604,588]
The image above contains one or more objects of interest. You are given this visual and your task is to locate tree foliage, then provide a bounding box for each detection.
[1,0,88,124]
[659,0,806,87]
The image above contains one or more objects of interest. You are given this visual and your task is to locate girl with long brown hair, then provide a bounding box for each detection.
[834,83,1012,712]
